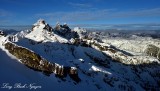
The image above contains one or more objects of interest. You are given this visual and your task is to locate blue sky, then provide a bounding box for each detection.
[0,0,160,25]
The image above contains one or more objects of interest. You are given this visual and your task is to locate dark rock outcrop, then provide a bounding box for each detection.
[53,23,79,39]
[145,44,160,60]
[4,42,80,82]
[0,30,6,36]
[43,24,53,32]
[54,23,71,34]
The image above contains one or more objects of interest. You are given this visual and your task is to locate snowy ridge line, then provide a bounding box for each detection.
[89,40,160,65]
[4,42,81,82]
[102,38,160,54]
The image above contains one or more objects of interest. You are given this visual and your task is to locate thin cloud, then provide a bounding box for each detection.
[111,8,160,18]
[68,2,92,8]
[0,9,11,17]
[0,9,13,25]
[35,8,160,22]
[35,9,112,22]
[0,19,10,25]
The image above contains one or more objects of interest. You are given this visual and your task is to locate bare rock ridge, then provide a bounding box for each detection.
[53,22,79,39]
[4,42,81,82]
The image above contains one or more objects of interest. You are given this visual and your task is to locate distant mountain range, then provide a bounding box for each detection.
[1,23,160,31]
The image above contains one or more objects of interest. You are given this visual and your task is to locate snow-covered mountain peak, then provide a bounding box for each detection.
[74,27,86,33]
[25,20,68,43]
[33,19,46,26]
[73,27,87,39]
[25,20,52,42]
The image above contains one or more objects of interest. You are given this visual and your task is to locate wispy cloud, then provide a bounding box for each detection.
[0,9,13,25]
[35,8,160,23]
[0,19,10,25]
[68,2,92,8]
[111,8,160,18]
[0,9,11,17]
[35,9,112,22]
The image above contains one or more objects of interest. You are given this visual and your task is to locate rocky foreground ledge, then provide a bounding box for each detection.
[4,42,81,82]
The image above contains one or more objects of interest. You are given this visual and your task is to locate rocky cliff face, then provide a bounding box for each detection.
[4,42,80,82]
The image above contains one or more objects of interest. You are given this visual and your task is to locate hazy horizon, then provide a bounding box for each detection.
[0,23,160,31]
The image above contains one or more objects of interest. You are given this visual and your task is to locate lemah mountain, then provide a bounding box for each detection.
[0,19,160,91]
